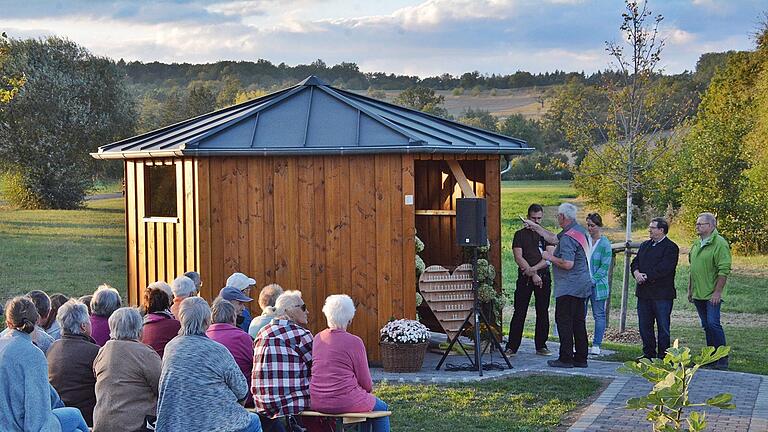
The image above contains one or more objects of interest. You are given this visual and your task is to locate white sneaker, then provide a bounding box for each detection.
[590,346,601,355]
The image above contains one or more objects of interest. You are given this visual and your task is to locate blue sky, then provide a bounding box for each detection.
[1,0,764,76]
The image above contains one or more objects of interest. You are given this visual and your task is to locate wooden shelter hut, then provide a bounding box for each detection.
[92,76,532,359]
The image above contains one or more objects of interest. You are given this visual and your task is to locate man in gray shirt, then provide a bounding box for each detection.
[525,203,592,368]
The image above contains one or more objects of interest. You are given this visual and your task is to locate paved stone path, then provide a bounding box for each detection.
[370,337,767,431]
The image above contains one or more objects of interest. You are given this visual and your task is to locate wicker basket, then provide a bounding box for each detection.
[380,341,428,373]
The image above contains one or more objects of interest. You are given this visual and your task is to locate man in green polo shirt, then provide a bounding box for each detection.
[688,212,732,370]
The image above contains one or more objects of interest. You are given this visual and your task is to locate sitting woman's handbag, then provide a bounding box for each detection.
[286,415,308,432]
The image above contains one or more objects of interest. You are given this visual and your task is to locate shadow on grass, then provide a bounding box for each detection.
[1,220,118,230]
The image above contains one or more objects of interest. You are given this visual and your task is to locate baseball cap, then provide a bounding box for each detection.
[219,286,253,302]
[226,272,256,291]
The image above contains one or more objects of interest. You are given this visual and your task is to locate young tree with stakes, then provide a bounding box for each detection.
[564,1,691,331]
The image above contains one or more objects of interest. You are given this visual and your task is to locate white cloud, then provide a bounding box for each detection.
[666,27,696,45]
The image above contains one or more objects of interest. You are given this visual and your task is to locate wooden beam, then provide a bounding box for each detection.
[415,210,456,216]
[445,160,476,198]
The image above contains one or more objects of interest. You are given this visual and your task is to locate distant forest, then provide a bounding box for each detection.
[121,52,731,93]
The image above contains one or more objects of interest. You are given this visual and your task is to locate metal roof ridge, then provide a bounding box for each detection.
[97,87,293,153]
[336,88,529,147]
[315,85,423,144]
[298,75,329,86]
[185,86,308,147]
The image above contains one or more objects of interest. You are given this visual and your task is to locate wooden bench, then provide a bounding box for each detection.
[300,410,392,432]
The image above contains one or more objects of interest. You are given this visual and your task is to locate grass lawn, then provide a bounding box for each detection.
[375,374,602,431]
[0,198,125,303]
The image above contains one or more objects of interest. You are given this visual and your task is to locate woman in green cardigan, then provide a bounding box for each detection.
[586,213,612,356]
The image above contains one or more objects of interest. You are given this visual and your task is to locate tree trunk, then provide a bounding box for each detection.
[620,172,634,333]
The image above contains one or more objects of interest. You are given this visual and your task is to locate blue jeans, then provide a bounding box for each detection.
[694,299,728,367]
[368,398,391,432]
[637,299,673,359]
[238,413,263,432]
[584,295,606,347]
[52,407,89,432]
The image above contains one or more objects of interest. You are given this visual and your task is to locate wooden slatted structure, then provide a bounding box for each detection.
[96,76,531,361]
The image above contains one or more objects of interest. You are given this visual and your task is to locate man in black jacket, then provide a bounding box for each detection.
[631,217,679,359]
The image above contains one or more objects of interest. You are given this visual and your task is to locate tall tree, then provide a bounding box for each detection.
[681,21,768,253]
[0,36,135,209]
[185,84,216,118]
[560,1,690,330]
[458,108,497,132]
[392,86,449,117]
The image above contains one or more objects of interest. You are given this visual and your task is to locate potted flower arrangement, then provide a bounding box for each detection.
[379,318,431,372]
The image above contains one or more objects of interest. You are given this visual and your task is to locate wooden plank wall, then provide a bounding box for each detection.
[125,159,199,306]
[413,155,502,291]
[195,155,416,360]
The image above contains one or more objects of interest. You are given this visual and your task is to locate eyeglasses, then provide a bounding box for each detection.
[648,225,660,230]
[695,222,711,227]
[294,304,307,312]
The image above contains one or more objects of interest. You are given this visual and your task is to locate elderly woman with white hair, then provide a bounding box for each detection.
[248,283,285,338]
[310,294,390,431]
[170,275,197,317]
[47,300,100,426]
[0,296,90,432]
[157,297,261,432]
[252,290,313,431]
[92,307,162,432]
[89,285,122,346]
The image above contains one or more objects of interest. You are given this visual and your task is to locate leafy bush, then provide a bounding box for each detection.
[1,170,42,208]
[503,152,573,181]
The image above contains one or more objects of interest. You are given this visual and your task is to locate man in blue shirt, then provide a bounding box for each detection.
[525,203,592,368]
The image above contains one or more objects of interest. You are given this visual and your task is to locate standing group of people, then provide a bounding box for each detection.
[506,203,732,370]
[1,270,391,432]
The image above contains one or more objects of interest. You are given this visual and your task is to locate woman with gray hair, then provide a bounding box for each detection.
[252,291,313,430]
[157,297,261,432]
[170,275,197,317]
[310,294,390,432]
[47,300,100,426]
[92,307,162,432]
[248,283,285,338]
[0,296,90,432]
[90,284,122,346]
[207,298,255,407]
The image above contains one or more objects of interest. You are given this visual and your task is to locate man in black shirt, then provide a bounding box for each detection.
[631,217,679,359]
[505,204,554,356]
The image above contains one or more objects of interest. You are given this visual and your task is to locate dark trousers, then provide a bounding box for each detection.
[506,271,551,352]
[555,295,588,364]
[637,298,673,359]
[694,299,728,367]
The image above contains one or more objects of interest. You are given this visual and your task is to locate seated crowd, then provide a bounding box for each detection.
[0,271,390,432]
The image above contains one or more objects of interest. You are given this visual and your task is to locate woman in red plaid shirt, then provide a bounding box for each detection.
[252,291,313,432]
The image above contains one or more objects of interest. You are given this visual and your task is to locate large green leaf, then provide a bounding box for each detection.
[706,393,736,410]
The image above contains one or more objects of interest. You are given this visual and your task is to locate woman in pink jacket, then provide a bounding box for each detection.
[310,294,389,432]
[206,297,255,407]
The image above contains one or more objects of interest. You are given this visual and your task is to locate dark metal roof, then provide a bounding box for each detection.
[92,76,533,159]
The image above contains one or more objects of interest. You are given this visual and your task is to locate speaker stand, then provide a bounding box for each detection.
[435,247,512,376]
